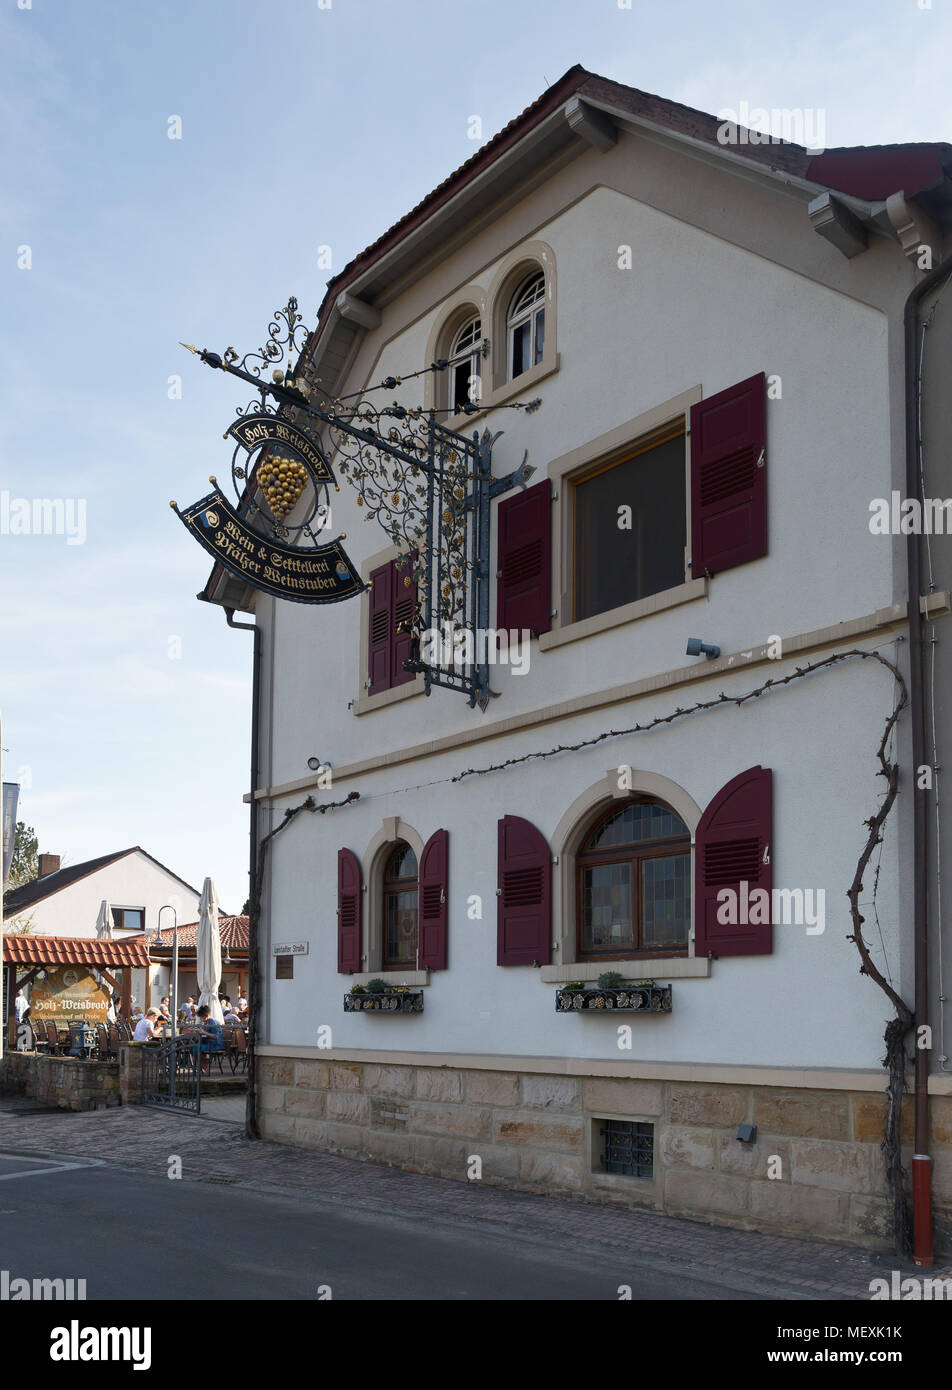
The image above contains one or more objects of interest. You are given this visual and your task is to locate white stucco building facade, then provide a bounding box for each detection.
[200,70,952,1252]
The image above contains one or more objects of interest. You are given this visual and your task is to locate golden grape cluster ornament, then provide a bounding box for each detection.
[256,452,308,520]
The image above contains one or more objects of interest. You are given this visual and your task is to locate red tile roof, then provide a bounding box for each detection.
[125,915,249,952]
[313,66,950,339]
[3,935,152,969]
[322,65,592,302]
[806,145,950,201]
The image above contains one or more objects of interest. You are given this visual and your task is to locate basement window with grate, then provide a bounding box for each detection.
[597,1118,654,1179]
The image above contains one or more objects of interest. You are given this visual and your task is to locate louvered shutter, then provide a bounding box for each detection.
[694,766,772,957]
[497,479,552,635]
[690,372,767,578]
[337,847,362,973]
[368,563,392,695]
[497,815,551,965]
[418,828,448,970]
[391,553,417,689]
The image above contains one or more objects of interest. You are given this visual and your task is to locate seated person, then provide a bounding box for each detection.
[223,1004,241,1023]
[191,1004,224,1073]
[133,1009,160,1042]
[195,1005,224,1050]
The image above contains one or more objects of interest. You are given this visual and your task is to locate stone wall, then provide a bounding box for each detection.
[0,1050,121,1112]
[257,1055,952,1254]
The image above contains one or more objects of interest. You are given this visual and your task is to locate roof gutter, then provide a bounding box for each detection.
[905,249,952,1267]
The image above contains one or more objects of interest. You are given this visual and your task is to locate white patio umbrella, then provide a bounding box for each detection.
[95,899,113,939]
[196,877,224,1023]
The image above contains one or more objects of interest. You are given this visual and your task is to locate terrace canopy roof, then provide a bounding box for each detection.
[2,935,152,970]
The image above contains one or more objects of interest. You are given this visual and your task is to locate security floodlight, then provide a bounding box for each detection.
[686,637,721,660]
[308,757,331,772]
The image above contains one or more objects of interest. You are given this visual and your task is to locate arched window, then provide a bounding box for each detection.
[382,842,418,969]
[576,800,690,959]
[449,315,482,415]
[507,270,545,380]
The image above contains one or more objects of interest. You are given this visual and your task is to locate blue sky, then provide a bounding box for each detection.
[1,0,947,913]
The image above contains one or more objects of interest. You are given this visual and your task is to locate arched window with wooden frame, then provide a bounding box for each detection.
[382,842,419,970]
[449,314,482,415]
[576,800,691,960]
[507,270,545,381]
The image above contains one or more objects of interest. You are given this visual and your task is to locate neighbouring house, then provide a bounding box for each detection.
[2,847,202,1022]
[125,916,249,1012]
[197,67,952,1254]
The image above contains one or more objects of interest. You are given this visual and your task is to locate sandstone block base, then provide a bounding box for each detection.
[256,1055,952,1256]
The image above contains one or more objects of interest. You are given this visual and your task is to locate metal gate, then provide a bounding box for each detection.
[140,1036,202,1114]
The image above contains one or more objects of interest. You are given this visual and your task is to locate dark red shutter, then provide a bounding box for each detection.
[418,829,448,970]
[497,815,551,966]
[695,766,772,957]
[690,372,766,578]
[497,479,552,635]
[337,848,362,973]
[368,563,392,695]
[391,553,417,689]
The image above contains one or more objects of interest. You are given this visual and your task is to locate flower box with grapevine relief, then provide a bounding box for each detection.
[555,982,672,1013]
[344,987,423,1014]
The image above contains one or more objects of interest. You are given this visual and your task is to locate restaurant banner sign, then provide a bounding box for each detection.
[173,412,364,605]
[2,781,18,884]
[30,968,111,1024]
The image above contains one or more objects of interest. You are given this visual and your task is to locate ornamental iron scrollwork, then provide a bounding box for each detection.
[181,294,541,706]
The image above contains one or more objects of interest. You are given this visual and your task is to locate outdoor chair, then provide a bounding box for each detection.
[29,1020,49,1054]
[108,1026,120,1057]
[95,1023,109,1059]
[185,1031,225,1075]
[44,1021,61,1055]
[231,1027,248,1075]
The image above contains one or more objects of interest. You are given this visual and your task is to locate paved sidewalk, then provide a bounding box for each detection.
[200,1094,246,1123]
[0,1102,946,1299]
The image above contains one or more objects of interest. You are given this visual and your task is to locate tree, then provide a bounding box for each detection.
[8,822,38,890]
[5,821,39,933]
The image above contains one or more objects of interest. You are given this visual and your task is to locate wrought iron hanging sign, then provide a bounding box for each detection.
[174,295,540,706]
[173,410,362,604]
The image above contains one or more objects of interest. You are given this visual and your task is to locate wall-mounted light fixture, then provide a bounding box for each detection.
[307,756,332,773]
[686,637,721,660]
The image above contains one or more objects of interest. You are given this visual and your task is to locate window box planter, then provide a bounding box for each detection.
[555,984,672,1013]
[344,990,424,1014]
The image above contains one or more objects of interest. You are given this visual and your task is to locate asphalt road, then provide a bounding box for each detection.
[0,1149,765,1301]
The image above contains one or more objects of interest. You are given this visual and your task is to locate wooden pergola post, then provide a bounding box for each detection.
[5,965,16,1049]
